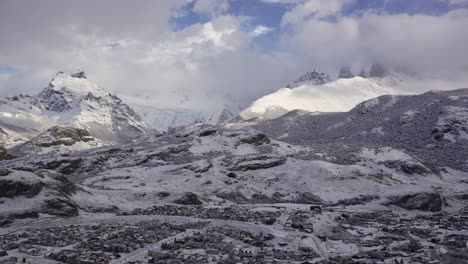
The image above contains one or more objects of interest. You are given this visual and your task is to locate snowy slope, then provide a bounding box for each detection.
[240,76,401,120]
[253,88,468,172]
[0,71,152,148]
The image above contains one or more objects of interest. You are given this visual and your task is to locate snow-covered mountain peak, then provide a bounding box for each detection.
[47,71,108,98]
[0,71,153,148]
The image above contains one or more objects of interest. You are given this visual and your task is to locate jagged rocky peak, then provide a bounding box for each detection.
[70,70,87,79]
[36,71,109,112]
[338,66,354,79]
[369,63,388,78]
[358,69,367,78]
[286,70,331,88]
[45,70,107,97]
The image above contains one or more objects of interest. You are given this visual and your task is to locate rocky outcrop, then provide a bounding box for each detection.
[38,126,95,147]
[198,128,217,137]
[379,160,431,175]
[358,69,367,78]
[41,198,79,217]
[0,170,80,225]
[227,155,286,171]
[70,71,87,79]
[0,168,12,176]
[384,192,445,212]
[335,195,380,206]
[369,63,387,78]
[0,211,39,227]
[174,192,203,205]
[0,180,43,198]
[0,147,14,160]
[286,70,331,88]
[240,134,271,146]
[338,66,354,79]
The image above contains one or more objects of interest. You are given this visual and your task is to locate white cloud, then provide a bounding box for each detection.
[442,0,468,5]
[249,25,275,37]
[193,0,230,17]
[282,9,468,79]
[261,0,305,3]
[282,0,355,26]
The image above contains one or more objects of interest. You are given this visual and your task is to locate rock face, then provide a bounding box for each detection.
[174,192,203,205]
[240,133,271,146]
[0,147,14,160]
[385,192,444,212]
[0,180,43,198]
[358,70,367,78]
[286,70,331,88]
[227,155,287,171]
[369,63,387,78]
[0,170,80,225]
[9,126,100,155]
[338,66,354,79]
[41,198,79,217]
[70,71,87,79]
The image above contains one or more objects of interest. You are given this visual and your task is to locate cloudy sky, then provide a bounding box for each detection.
[1,0,468,111]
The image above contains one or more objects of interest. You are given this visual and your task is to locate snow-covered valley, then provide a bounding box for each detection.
[0,72,467,264]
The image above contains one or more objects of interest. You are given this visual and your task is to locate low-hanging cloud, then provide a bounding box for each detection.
[0,0,467,113]
[282,5,468,80]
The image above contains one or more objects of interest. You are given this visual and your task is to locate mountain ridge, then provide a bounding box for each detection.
[0,71,153,150]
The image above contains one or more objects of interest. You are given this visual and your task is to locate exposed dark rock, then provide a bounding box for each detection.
[0,146,14,160]
[60,159,84,175]
[70,71,87,79]
[286,70,331,88]
[369,63,387,78]
[38,126,94,147]
[400,163,431,175]
[358,70,367,78]
[35,170,78,195]
[456,193,468,200]
[240,134,271,146]
[384,192,445,212]
[0,168,12,177]
[43,158,84,175]
[0,211,39,227]
[0,180,43,198]
[250,193,274,203]
[291,192,323,204]
[174,192,203,205]
[215,191,249,204]
[227,172,237,178]
[327,225,353,241]
[41,198,79,217]
[336,195,380,206]
[380,160,430,175]
[0,215,13,227]
[228,155,286,171]
[157,191,171,198]
[82,204,119,214]
[199,129,217,137]
[338,66,354,79]
[10,210,39,220]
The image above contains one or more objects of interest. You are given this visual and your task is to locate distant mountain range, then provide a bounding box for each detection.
[240,64,404,121]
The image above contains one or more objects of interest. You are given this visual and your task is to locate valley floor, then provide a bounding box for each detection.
[1,202,467,264]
